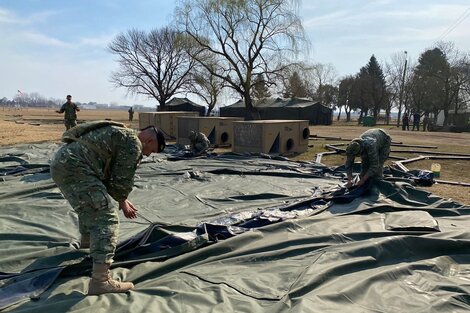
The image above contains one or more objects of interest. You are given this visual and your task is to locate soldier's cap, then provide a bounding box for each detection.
[141,126,166,153]
[346,139,362,156]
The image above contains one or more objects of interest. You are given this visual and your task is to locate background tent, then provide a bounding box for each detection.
[158,97,206,116]
[220,97,332,125]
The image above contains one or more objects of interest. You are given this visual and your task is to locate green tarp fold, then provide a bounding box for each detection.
[1,143,470,312]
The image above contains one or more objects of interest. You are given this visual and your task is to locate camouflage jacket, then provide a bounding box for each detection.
[59,102,79,120]
[190,132,210,154]
[345,128,391,178]
[60,122,142,202]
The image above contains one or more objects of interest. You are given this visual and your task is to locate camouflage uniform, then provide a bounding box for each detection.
[50,121,142,264]
[58,102,80,130]
[189,131,210,156]
[345,128,391,179]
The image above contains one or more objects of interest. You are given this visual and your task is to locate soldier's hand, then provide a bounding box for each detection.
[119,200,138,219]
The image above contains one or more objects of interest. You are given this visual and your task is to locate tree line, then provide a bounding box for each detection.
[106,0,469,125]
[337,43,470,127]
[0,93,63,108]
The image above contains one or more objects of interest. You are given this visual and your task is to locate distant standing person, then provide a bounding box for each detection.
[128,107,134,122]
[56,95,80,130]
[402,113,409,131]
[422,114,429,132]
[412,112,420,131]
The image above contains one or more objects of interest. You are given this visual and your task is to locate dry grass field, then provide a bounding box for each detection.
[1,107,469,205]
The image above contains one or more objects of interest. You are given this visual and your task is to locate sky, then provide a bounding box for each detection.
[0,0,469,107]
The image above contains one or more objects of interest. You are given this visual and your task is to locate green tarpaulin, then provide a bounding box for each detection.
[1,143,470,312]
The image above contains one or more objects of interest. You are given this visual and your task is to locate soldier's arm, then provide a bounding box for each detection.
[56,104,65,114]
[344,156,354,181]
[106,135,142,202]
[75,103,80,112]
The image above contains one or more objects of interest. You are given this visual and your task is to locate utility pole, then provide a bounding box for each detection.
[397,51,408,127]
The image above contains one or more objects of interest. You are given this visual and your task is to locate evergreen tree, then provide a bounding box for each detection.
[364,55,389,118]
[283,71,308,98]
[252,73,271,103]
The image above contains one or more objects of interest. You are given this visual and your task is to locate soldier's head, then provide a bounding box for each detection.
[66,95,72,102]
[138,126,166,156]
[346,138,362,157]
[188,131,196,141]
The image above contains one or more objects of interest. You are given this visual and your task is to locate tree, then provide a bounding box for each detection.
[252,73,271,103]
[317,83,338,108]
[176,0,307,119]
[108,27,199,109]
[309,63,337,103]
[385,51,411,126]
[410,44,470,127]
[350,71,371,124]
[338,76,355,121]
[189,61,227,116]
[277,62,311,98]
[438,43,470,125]
[282,71,308,98]
[362,55,389,119]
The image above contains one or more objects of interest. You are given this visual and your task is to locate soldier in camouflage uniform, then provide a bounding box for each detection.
[189,131,210,156]
[50,121,166,295]
[344,128,391,187]
[56,95,80,130]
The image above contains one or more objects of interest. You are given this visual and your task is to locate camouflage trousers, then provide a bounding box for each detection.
[50,147,118,264]
[362,136,391,178]
[64,119,77,130]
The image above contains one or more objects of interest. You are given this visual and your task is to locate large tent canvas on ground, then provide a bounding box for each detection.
[220,98,333,125]
[1,143,470,312]
[158,97,206,116]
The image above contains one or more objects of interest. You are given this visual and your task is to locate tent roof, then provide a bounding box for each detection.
[224,97,326,109]
[166,97,205,108]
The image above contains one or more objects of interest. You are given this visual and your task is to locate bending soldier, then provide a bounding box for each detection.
[344,128,391,187]
[189,131,210,156]
[50,121,166,295]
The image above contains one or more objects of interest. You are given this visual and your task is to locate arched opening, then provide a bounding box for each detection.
[220,132,229,143]
[302,127,310,140]
[286,138,294,151]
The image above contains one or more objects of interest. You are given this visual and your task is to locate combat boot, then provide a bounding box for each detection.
[88,263,134,295]
[80,234,90,249]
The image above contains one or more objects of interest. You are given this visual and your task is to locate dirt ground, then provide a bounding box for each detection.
[0,107,139,145]
[1,108,469,204]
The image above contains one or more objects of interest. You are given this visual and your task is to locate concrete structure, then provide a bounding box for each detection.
[232,120,310,155]
[138,111,199,138]
[177,116,243,146]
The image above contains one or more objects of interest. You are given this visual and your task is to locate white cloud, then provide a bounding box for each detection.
[78,33,117,49]
[20,30,70,48]
[0,8,22,24]
[0,7,60,25]
[28,10,62,24]
[303,3,470,30]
